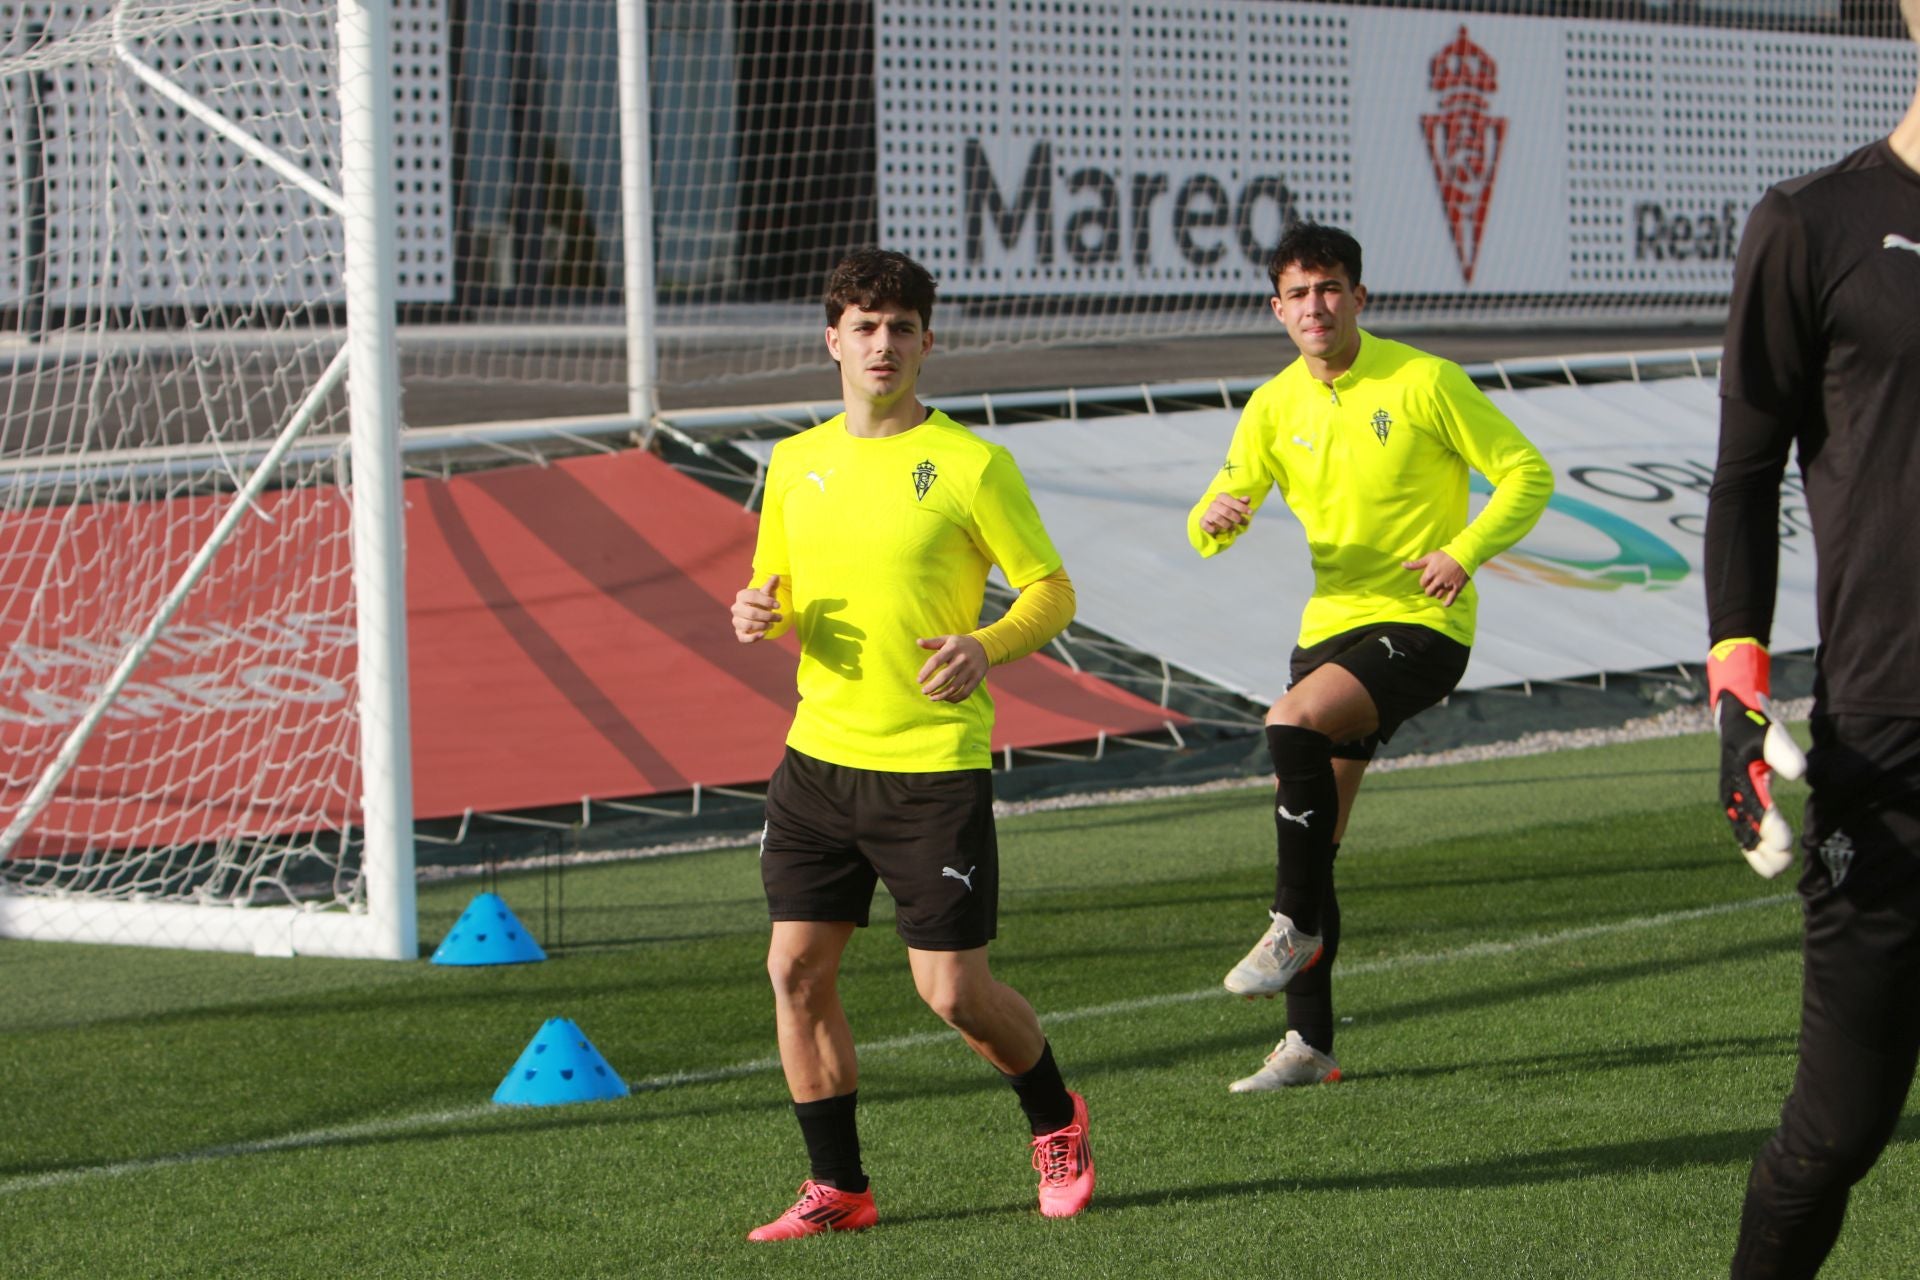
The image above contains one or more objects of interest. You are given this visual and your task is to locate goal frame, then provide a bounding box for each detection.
[0,0,417,960]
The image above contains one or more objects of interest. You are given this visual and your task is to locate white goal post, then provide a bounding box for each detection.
[0,0,414,958]
[0,1,1910,959]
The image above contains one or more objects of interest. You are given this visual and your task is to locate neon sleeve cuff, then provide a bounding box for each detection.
[970,569,1075,665]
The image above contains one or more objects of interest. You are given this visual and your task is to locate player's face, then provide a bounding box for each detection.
[826,303,933,402]
[1270,262,1367,368]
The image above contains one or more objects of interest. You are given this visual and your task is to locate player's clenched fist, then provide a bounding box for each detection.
[1199,493,1253,536]
[1707,638,1807,878]
[732,573,783,643]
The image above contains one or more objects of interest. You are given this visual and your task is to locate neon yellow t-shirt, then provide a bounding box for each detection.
[1187,331,1553,647]
[752,410,1063,771]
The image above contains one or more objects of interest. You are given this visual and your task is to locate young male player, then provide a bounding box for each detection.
[1705,5,1920,1272]
[729,248,1093,1240]
[1188,222,1552,1091]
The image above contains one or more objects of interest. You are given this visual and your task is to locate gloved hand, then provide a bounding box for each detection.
[1707,638,1808,878]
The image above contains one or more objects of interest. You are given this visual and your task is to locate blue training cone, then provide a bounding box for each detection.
[493,1017,630,1106]
[431,891,547,966]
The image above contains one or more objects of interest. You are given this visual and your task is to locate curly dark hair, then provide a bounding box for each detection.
[824,248,938,328]
[1267,222,1363,294]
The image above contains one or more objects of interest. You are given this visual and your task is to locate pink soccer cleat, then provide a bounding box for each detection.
[1030,1091,1095,1218]
[746,1179,878,1242]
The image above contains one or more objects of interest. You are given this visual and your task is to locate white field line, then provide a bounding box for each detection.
[1,893,1791,1197]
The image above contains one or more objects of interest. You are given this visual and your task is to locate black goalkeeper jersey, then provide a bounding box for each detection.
[1707,139,1920,716]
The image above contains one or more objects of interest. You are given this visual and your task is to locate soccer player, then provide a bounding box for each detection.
[1187,222,1552,1092]
[728,248,1093,1240]
[1705,5,1920,1273]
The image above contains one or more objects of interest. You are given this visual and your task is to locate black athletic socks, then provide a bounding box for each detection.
[794,1091,867,1193]
[1003,1041,1076,1135]
[1286,843,1342,1054]
[1266,723,1338,933]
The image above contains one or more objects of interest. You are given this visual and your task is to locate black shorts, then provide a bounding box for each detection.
[760,747,998,951]
[1289,622,1470,761]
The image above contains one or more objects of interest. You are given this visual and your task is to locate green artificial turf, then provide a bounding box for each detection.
[3,731,1914,1278]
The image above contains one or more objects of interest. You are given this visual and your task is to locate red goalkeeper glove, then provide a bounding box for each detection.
[1706,639,1807,878]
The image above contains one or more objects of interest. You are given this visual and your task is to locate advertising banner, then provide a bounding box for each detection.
[879,0,1914,300]
[975,373,1816,702]
[0,451,1181,855]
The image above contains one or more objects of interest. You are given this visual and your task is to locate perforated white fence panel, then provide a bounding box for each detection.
[1,0,450,308]
[878,0,1915,302]
[1559,22,1914,292]
[0,72,22,300]
[880,0,1337,295]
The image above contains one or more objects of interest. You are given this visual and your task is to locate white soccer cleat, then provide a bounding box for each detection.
[1229,1030,1343,1092]
[1223,910,1324,997]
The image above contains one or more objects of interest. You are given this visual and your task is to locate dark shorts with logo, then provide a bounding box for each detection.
[1289,622,1471,761]
[761,747,998,951]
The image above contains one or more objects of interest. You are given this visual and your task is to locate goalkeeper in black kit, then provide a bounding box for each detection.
[1703,3,1920,1274]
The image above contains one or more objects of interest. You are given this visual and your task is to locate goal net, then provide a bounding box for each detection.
[399,0,1917,421]
[0,0,413,957]
[1,0,1912,956]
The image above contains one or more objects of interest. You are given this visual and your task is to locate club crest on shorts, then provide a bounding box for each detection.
[1371,409,1392,445]
[1818,829,1854,887]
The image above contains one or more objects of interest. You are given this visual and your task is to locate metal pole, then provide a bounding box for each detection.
[616,0,659,434]
[20,24,48,342]
[336,0,417,961]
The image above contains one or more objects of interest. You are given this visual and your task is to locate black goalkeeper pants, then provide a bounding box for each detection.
[1731,714,1920,1280]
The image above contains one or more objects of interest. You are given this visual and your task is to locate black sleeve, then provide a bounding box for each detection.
[1705,399,1794,645]
[1705,189,1817,647]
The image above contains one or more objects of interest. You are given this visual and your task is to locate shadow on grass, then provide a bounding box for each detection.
[0,1086,801,1182]
[2,1013,1875,1193]
[1353,929,1796,1033]
[882,1117,1920,1226]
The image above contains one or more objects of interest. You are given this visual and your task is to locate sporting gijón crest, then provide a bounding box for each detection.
[913,459,938,501]
[1371,409,1392,446]
[1420,26,1506,285]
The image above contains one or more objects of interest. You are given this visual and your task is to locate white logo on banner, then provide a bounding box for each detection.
[0,613,355,726]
